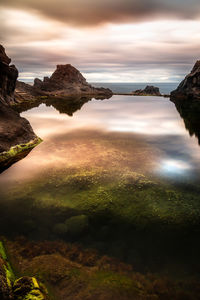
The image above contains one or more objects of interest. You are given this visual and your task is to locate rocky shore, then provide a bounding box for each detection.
[171,61,200,102]
[0,45,42,172]
[15,64,113,103]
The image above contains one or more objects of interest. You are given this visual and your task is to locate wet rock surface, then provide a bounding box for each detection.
[171,61,200,101]
[132,85,161,96]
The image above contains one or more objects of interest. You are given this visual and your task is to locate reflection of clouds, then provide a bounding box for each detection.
[3,95,198,184]
[159,159,192,177]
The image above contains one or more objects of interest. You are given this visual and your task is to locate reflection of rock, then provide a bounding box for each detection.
[14,94,111,117]
[174,99,200,144]
[132,85,161,96]
[171,61,200,101]
[0,45,42,173]
[33,64,113,97]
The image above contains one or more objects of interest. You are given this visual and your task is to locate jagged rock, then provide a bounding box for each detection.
[171,61,200,101]
[33,64,113,97]
[15,80,41,102]
[132,85,161,96]
[0,45,18,105]
[0,45,42,172]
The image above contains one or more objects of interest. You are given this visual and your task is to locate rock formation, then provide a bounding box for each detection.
[0,45,18,105]
[132,85,161,96]
[171,61,200,101]
[32,64,113,97]
[0,45,42,172]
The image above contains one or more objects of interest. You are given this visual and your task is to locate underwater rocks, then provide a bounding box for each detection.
[0,45,18,106]
[132,85,161,96]
[0,45,42,172]
[32,64,113,97]
[171,60,200,101]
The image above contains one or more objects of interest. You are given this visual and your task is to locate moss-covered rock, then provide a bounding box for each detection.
[13,276,47,300]
[54,215,89,237]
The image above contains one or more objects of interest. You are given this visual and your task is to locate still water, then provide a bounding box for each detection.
[1,95,200,183]
[0,94,200,280]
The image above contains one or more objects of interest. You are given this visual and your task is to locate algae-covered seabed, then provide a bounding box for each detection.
[1,96,200,299]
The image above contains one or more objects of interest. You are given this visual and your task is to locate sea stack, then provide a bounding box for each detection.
[171,61,200,102]
[0,45,42,172]
[132,85,161,96]
[33,64,113,97]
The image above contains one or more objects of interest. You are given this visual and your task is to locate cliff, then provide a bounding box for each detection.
[171,61,200,101]
[0,45,18,105]
[0,45,42,172]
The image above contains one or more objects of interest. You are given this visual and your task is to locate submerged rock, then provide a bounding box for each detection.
[171,61,200,101]
[0,240,48,300]
[132,85,161,96]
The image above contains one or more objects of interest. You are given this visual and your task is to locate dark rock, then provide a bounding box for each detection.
[171,61,200,101]
[132,85,162,96]
[0,45,18,105]
[33,64,113,97]
[0,45,42,173]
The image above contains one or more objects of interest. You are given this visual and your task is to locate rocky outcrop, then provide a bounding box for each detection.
[32,64,113,97]
[0,45,18,105]
[0,45,42,172]
[132,85,161,96]
[171,61,200,101]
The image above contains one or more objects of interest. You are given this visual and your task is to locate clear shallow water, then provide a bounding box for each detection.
[1,93,200,282]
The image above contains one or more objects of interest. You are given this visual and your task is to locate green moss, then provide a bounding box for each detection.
[14,277,46,300]
[0,241,15,287]
[0,137,42,163]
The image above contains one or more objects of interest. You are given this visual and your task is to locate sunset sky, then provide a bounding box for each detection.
[1,0,200,82]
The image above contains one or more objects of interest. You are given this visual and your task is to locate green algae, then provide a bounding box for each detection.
[0,137,42,163]
[0,241,15,287]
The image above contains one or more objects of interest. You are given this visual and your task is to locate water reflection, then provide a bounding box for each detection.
[0,95,198,181]
[173,99,200,145]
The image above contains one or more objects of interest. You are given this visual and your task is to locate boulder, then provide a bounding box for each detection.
[171,61,200,101]
[132,85,161,96]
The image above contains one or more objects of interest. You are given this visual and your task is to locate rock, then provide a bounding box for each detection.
[0,45,18,105]
[0,45,42,172]
[13,276,47,300]
[32,64,113,97]
[54,215,89,237]
[132,85,161,96]
[15,80,41,102]
[171,61,200,101]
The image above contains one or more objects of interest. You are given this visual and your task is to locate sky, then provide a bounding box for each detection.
[1,0,200,82]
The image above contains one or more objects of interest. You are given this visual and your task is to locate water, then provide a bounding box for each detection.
[91,82,178,94]
[1,89,200,293]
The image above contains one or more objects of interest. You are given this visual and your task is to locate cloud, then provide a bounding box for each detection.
[1,0,200,26]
